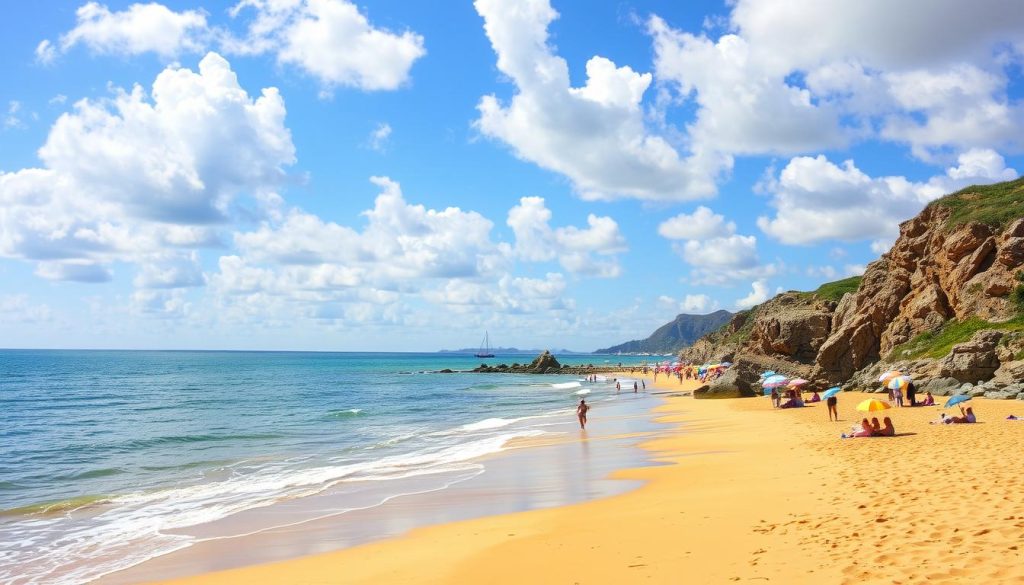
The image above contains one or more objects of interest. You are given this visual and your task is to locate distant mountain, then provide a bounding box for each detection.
[595,310,734,354]
[437,347,586,355]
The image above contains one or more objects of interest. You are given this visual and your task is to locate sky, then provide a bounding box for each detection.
[2,0,1024,351]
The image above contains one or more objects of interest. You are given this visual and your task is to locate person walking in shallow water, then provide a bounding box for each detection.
[577,399,590,429]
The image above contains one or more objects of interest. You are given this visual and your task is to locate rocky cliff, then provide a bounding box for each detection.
[684,177,1024,398]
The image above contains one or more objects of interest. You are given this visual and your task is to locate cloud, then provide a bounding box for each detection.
[735,279,770,309]
[0,52,294,283]
[507,196,626,277]
[39,1,425,93]
[0,295,53,323]
[648,16,848,156]
[473,0,716,201]
[729,0,1024,72]
[756,149,1018,244]
[367,122,392,152]
[657,206,736,240]
[39,2,210,62]
[226,0,426,91]
[4,101,24,129]
[424,273,571,315]
[658,293,717,313]
[648,0,1024,172]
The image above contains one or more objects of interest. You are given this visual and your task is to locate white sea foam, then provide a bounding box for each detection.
[0,429,547,585]
[574,389,591,395]
[460,417,518,431]
[551,381,581,390]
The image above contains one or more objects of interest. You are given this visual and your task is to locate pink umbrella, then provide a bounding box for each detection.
[787,378,810,387]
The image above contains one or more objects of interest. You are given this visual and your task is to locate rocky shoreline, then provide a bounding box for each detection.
[443,350,630,375]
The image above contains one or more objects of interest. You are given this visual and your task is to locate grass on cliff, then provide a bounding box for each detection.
[812,276,862,302]
[931,176,1024,229]
[887,315,1024,361]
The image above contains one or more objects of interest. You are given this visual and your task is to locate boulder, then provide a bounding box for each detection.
[997,237,1024,267]
[527,350,561,373]
[1018,392,1024,401]
[922,377,960,396]
[984,390,1015,399]
[937,330,1003,382]
[695,360,759,399]
[969,387,988,398]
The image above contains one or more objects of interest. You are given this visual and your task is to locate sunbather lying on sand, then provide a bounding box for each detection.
[945,406,976,424]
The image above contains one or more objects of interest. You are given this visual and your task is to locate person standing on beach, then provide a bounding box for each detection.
[616,381,621,392]
[827,394,838,421]
[633,381,638,393]
[642,380,646,391]
[577,399,590,429]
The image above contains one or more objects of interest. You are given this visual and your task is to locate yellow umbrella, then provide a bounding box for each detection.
[855,398,892,412]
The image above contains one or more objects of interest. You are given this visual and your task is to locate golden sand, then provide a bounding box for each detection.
[157,374,1024,584]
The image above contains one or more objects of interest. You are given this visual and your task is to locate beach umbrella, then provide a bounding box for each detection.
[886,375,912,391]
[878,370,903,383]
[762,375,789,388]
[760,370,777,379]
[944,395,972,409]
[787,378,809,387]
[822,386,841,399]
[856,398,892,412]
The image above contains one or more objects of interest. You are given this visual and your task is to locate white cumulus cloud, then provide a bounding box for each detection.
[507,196,626,278]
[757,149,1018,245]
[0,52,294,284]
[473,0,716,201]
[657,206,736,241]
[227,0,426,91]
[38,2,210,62]
[735,279,771,309]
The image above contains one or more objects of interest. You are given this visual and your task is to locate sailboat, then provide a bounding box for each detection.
[475,331,495,358]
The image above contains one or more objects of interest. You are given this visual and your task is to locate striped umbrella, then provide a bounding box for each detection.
[878,370,903,384]
[886,375,912,391]
[762,375,789,388]
[787,378,810,387]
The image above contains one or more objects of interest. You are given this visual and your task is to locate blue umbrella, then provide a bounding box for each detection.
[944,394,971,408]
[760,370,776,379]
[822,386,841,399]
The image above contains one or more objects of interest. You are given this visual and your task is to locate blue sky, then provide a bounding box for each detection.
[2,0,1024,351]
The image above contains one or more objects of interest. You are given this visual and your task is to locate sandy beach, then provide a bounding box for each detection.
[154,374,1024,585]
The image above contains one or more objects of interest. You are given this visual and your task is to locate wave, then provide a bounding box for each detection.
[0,429,546,585]
[326,408,364,419]
[551,381,582,390]
[459,417,518,431]
[574,389,591,396]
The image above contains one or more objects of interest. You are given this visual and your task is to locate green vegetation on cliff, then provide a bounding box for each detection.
[887,315,1024,361]
[932,176,1024,229]
[812,276,862,302]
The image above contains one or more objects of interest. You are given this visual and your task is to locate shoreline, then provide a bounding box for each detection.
[152,373,1024,584]
[98,380,667,584]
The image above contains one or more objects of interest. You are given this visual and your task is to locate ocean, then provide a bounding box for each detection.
[0,350,657,584]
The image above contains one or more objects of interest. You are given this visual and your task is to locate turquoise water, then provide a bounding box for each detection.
[0,350,652,584]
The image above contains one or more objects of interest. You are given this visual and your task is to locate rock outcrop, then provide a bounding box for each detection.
[679,177,1024,397]
[814,205,1022,382]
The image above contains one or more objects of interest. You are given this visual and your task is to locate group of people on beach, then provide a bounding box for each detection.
[845,416,896,437]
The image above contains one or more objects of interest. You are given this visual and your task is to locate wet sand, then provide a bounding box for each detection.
[100,390,665,583]
[149,373,1024,584]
